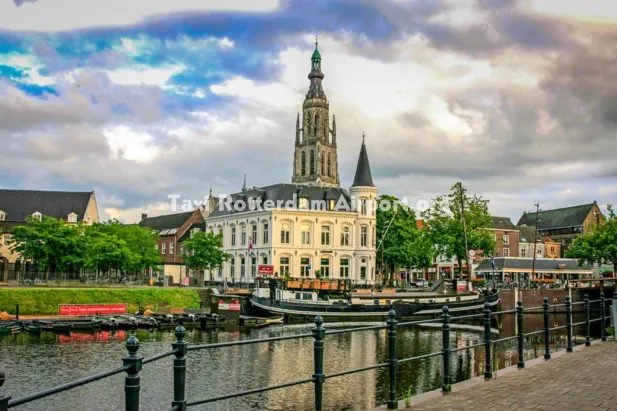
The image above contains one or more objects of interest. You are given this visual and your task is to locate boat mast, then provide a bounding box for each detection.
[457,183,471,280]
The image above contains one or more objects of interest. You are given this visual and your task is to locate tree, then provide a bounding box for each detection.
[568,205,617,273]
[422,182,495,276]
[182,231,230,282]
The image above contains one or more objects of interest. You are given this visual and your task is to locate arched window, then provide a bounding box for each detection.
[320,151,325,175]
[314,113,319,135]
[301,151,306,176]
[327,153,331,177]
[310,150,315,175]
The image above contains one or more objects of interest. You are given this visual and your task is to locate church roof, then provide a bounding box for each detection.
[517,203,595,230]
[351,139,375,187]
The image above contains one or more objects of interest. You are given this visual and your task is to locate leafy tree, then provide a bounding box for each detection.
[182,231,230,282]
[83,226,132,274]
[568,205,617,273]
[422,182,495,276]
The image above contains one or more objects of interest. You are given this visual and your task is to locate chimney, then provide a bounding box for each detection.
[141,213,147,220]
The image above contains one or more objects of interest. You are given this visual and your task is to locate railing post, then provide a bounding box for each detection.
[543,297,551,360]
[516,300,525,368]
[123,335,142,411]
[387,310,398,408]
[312,316,325,411]
[565,295,573,352]
[441,306,451,393]
[0,365,10,411]
[584,294,591,347]
[600,292,606,342]
[483,302,493,379]
[172,324,188,411]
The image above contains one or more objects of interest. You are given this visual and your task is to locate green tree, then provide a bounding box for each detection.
[422,182,495,276]
[568,205,617,273]
[83,226,132,274]
[182,231,230,282]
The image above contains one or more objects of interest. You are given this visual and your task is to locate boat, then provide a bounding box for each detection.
[0,321,23,335]
[68,319,104,331]
[248,278,500,321]
[33,320,72,333]
[22,322,43,334]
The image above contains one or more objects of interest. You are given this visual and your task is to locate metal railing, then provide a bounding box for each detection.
[1,292,615,411]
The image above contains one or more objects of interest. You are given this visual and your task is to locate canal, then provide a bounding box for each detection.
[0,314,592,411]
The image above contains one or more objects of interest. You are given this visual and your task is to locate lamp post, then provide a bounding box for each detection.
[531,203,541,283]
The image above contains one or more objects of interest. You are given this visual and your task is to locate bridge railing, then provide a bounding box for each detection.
[1,292,615,411]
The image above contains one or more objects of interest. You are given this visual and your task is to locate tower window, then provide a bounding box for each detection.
[327,153,332,177]
[310,150,315,175]
[321,150,325,175]
[301,151,306,176]
[314,113,319,135]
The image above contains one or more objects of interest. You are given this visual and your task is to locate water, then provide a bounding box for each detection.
[0,314,592,411]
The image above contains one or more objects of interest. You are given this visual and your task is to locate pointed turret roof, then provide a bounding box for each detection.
[351,134,375,187]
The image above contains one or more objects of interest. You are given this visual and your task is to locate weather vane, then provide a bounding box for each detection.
[315,35,318,48]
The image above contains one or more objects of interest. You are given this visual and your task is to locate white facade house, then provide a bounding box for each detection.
[204,43,378,284]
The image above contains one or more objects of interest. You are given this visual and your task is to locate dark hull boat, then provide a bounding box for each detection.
[0,321,23,335]
[32,320,72,333]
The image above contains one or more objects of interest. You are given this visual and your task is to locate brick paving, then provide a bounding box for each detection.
[407,341,617,411]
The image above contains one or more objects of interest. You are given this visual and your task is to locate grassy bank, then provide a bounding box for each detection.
[0,287,201,315]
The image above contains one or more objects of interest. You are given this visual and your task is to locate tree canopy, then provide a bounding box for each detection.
[567,205,617,271]
[181,231,230,275]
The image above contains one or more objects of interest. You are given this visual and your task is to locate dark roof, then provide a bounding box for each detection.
[516,225,542,243]
[138,211,194,231]
[490,216,516,230]
[351,139,375,187]
[177,223,206,242]
[208,183,352,218]
[0,189,92,222]
[475,257,592,273]
[517,203,594,230]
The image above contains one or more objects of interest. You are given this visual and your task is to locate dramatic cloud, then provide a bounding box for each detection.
[0,0,616,222]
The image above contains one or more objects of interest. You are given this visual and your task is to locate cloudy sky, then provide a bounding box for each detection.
[1,0,616,223]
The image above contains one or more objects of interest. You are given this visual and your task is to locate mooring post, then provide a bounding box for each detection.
[172,324,188,411]
[516,300,525,368]
[565,296,573,352]
[0,365,10,411]
[15,304,19,320]
[441,306,451,393]
[483,302,493,379]
[600,292,606,342]
[584,294,591,347]
[312,316,325,411]
[543,297,551,360]
[387,310,398,408]
[123,335,143,411]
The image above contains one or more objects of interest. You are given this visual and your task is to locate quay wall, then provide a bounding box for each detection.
[0,287,200,315]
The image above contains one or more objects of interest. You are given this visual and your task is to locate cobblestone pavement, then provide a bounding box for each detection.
[409,341,617,411]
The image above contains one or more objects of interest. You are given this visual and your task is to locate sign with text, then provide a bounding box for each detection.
[218,299,241,311]
[258,265,274,275]
[456,281,468,291]
[59,304,127,316]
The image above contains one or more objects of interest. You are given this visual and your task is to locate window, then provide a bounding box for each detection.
[251,257,257,278]
[180,245,184,255]
[230,257,235,278]
[321,225,330,246]
[169,242,174,255]
[551,246,555,253]
[299,198,308,209]
[327,153,332,176]
[32,212,42,221]
[251,224,257,246]
[340,258,350,278]
[361,199,367,215]
[537,248,542,255]
[341,226,350,246]
[503,248,510,257]
[155,244,159,251]
[161,243,166,254]
[68,213,77,223]
[0,211,5,221]
[301,223,311,245]
[321,150,325,175]
[262,255,268,265]
[301,151,306,176]
[320,258,330,278]
[372,227,376,247]
[240,255,246,278]
[218,227,224,243]
[521,248,526,258]
[241,225,246,245]
[218,266,223,278]
[2,234,11,246]
[328,200,335,210]
[372,267,375,280]
[491,234,496,241]
[310,150,315,174]
[281,223,291,244]
[262,222,269,244]
[301,257,310,277]
[361,267,367,280]
[361,226,368,247]
[280,257,290,277]
[231,226,236,246]
[502,235,510,245]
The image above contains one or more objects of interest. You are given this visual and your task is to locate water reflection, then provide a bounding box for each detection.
[0,315,598,411]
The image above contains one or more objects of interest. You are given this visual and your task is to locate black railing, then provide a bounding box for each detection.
[1,292,615,411]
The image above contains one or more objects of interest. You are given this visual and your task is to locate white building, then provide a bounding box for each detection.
[204,43,377,284]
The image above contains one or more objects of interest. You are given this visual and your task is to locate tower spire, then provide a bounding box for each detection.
[352,134,375,187]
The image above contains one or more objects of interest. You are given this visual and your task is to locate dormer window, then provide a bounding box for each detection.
[68,213,78,223]
[299,198,308,209]
[32,211,42,221]
[0,211,5,221]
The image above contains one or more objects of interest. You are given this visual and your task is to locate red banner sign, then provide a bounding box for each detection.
[258,265,274,275]
[59,304,127,316]
[218,299,241,311]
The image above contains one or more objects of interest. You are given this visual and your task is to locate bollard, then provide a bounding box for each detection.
[441,306,451,393]
[0,365,10,411]
[584,294,591,347]
[123,336,142,411]
[483,302,493,379]
[387,310,398,408]
[600,293,606,342]
[172,324,188,411]
[15,304,19,320]
[312,316,325,411]
[543,297,551,360]
[516,300,525,368]
[565,296,573,352]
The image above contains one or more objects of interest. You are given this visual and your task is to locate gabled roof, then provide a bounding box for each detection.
[517,225,543,243]
[177,223,206,243]
[138,211,195,232]
[490,216,517,230]
[351,139,375,187]
[517,203,595,230]
[0,189,92,222]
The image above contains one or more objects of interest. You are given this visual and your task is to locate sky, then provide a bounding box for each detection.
[1,0,616,223]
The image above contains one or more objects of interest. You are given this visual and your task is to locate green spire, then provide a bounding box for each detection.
[312,36,321,61]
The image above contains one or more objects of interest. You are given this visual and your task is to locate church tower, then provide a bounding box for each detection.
[292,40,340,187]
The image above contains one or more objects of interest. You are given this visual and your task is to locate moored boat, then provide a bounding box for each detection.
[22,322,43,334]
[33,320,72,333]
[0,321,23,335]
